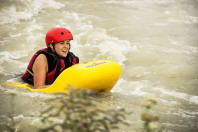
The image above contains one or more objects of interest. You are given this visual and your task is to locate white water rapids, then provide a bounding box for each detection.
[0,0,198,131]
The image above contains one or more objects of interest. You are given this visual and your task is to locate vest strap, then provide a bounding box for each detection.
[26,69,34,76]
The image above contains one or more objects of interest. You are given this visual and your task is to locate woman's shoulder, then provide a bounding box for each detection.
[35,54,48,63]
[32,53,48,73]
[38,48,56,63]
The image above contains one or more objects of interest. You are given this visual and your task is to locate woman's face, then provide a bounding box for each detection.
[52,40,70,57]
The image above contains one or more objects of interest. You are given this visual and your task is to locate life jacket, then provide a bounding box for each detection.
[21,48,79,84]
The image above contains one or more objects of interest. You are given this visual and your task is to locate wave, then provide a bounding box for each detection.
[0,0,64,25]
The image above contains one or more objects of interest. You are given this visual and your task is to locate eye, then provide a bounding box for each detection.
[59,42,64,44]
[66,41,70,44]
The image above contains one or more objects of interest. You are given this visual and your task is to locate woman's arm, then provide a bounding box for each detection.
[32,54,48,89]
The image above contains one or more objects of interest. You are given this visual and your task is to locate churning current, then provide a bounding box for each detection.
[0,0,198,131]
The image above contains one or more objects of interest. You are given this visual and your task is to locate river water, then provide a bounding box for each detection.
[0,0,198,131]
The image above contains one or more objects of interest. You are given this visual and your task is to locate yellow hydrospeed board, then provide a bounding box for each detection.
[6,59,122,94]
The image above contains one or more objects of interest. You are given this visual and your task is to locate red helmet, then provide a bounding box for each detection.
[45,27,73,47]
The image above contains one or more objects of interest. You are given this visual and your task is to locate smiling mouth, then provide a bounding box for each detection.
[62,50,67,53]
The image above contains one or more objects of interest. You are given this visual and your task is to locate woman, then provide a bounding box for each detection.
[22,27,79,89]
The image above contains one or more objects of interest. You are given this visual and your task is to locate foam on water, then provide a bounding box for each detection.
[13,114,25,120]
[3,78,54,98]
[0,51,27,60]
[189,96,198,104]
[0,0,198,131]
[61,12,134,65]
[94,33,132,64]
[105,0,176,5]
[112,78,154,97]
[0,0,64,25]
[0,51,28,74]
[153,87,198,105]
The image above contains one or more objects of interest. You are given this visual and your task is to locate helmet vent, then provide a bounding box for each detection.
[61,32,64,35]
